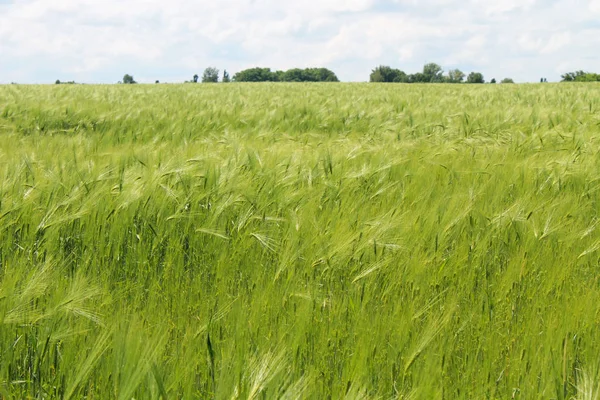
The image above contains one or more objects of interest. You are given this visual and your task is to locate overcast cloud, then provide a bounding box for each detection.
[0,0,599,83]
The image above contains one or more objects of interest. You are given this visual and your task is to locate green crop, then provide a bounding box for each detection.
[1,82,600,399]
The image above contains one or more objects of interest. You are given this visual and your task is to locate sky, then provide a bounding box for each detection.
[0,0,599,83]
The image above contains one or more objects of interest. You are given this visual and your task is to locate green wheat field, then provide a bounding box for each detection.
[1,83,600,399]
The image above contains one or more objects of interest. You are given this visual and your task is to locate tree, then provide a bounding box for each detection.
[155,80,160,84]
[447,69,465,83]
[283,68,309,82]
[408,72,427,83]
[369,67,384,82]
[391,71,408,83]
[232,67,339,82]
[123,74,136,84]
[304,68,339,82]
[423,63,443,82]
[55,79,61,84]
[223,70,230,83]
[274,67,339,82]
[501,78,515,84]
[233,68,277,82]
[202,68,219,83]
[466,72,484,84]
[561,71,600,82]
[370,66,391,82]
[321,68,339,82]
[490,78,497,84]
[193,74,199,83]
[370,66,407,83]
[273,70,286,82]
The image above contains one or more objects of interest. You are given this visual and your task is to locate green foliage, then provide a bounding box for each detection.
[306,67,339,82]
[371,64,466,84]
[122,74,136,84]
[1,83,600,398]
[202,67,220,83]
[466,72,485,83]
[223,70,231,83]
[369,65,408,82]
[408,72,427,83]
[282,68,339,82]
[234,67,338,82]
[274,70,285,81]
[423,63,444,82]
[282,68,308,82]
[501,78,515,84]
[561,71,600,82]
[490,78,497,84]
[233,67,279,82]
[447,69,465,83]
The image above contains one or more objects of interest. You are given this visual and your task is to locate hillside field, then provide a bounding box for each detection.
[1,83,600,399]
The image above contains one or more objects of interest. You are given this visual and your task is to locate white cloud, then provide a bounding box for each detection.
[475,0,537,15]
[518,32,572,55]
[518,34,543,52]
[541,33,572,54]
[0,0,598,83]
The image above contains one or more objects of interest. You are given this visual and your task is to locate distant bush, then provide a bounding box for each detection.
[501,78,515,84]
[122,74,137,84]
[466,72,485,84]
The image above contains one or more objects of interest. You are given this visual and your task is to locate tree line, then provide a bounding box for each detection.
[561,71,600,82]
[232,67,339,82]
[110,67,339,84]
[369,63,514,84]
[53,66,600,85]
[115,65,504,85]
[183,67,340,82]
